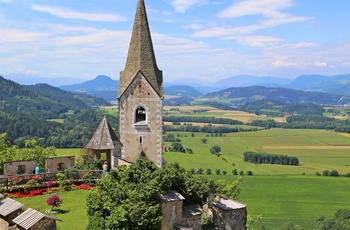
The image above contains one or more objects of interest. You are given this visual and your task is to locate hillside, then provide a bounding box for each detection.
[25,84,110,107]
[205,85,350,106]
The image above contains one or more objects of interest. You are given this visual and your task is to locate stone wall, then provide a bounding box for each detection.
[45,156,75,173]
[30,218,57,230]
[212,206,247,230]
[4,160,37,176]
[161,200,183,230]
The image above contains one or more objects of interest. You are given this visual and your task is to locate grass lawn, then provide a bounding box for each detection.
[15,190,89,230]
[55,148,83,158]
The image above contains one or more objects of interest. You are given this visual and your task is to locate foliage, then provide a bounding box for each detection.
[163,116,243,125]
[243,151,299,166]
[171,142,185,152]
[86,157,238,229]
[46,194,63,210]
[210,145,221,156]
[316,209,350,230]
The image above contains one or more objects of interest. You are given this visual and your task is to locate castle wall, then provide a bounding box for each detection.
[119,72,163,167]
[45,156,75,173]
[161,200,183,230]
[212,206,247,230]
[4,160,37,176]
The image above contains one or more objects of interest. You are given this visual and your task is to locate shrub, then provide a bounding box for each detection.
[206,169,212,175]
[232,169,238,175]
[222,171,227,175]
[247,171,253,176]
[215,169,221,175]
[46,194,63,210]
[239,170,244,176]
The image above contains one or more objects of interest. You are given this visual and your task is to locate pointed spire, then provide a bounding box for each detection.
[119,0,163,98]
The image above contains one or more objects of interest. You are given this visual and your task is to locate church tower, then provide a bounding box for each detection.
[118,0,163,167]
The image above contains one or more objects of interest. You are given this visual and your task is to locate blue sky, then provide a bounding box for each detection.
[0,0,349,84]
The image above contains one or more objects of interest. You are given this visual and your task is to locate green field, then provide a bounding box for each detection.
[163,128,350,229]
[164,129,350,175]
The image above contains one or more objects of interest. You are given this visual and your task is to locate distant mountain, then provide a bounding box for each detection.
[212,75,292,88]
[287,73,350,96]
[165,85,203,97]
[59,75,204,101]
[205,85,350,106]
[59,75,119,92]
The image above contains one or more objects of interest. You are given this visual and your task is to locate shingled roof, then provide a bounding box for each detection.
[85,117,121,150]
[119,0,163,98]
[12,208,61,230]
[0,198,24,217]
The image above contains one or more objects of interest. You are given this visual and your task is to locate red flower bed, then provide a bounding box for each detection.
[77,184,93,190]
[8,188,48,198]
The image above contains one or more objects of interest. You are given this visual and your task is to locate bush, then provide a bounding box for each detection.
[247,171,253,176]
[232,169,238,175]
[222,171,227,175]
[206,169,212,175]
[197,168,204,174]
[46,194,63,210]
[215,169,221,175]
[239,170,244,176]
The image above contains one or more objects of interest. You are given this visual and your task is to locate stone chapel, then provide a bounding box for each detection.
[85,0,163,168]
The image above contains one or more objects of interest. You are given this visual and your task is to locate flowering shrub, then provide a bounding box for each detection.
[46,181,57,187]
[46,194,63,210]
[26,175,42,186]
[10,176,23,185]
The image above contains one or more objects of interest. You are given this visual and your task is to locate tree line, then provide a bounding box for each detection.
[243,151,299,166]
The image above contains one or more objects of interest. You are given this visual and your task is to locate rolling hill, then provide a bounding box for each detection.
[205,85,350,106]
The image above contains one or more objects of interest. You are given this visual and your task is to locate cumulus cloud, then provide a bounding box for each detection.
[31,4,126,22]
[169,0,208,13]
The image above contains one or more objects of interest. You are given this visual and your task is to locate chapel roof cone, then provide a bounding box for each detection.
[119,0,163,98]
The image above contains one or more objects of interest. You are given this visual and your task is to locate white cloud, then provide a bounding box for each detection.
[183,24,204,30]
[229,35,283,47]
[169,0,208,13]
[31,4,126,22]
[273,57,299,68]
[218,0,295,19]
[314,61,327,67]
[0,0,11,3]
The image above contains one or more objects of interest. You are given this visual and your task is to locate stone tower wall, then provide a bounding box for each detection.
[119,72,163,167]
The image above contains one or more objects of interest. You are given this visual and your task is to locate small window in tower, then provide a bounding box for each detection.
[140,136,143,143]
[135,107,146,123]
[138,84,142,92]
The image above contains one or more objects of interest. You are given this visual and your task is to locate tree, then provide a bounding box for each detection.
[232,169,238,175]
[201,138,208,144]
[206,169,212,175]
[86,158,227,229]
[210,145,221,156]
[316,209,350,230]
[171,142,185,152]
[215,169,221,175]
